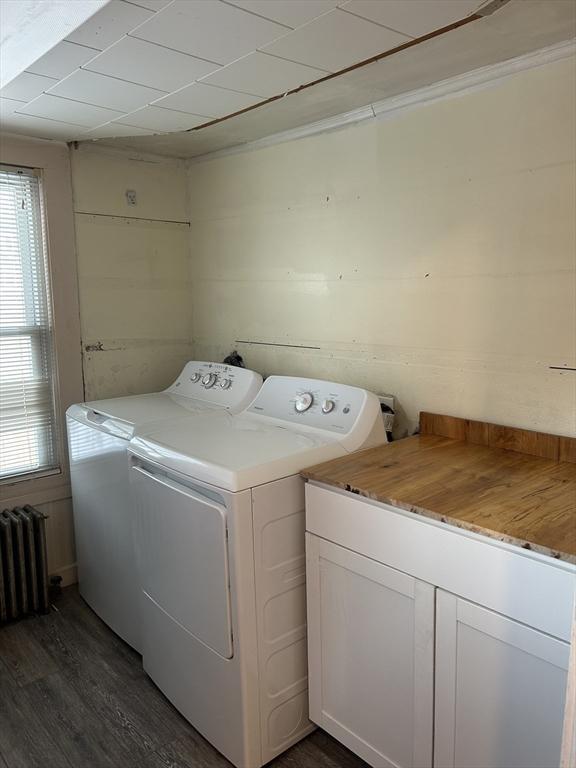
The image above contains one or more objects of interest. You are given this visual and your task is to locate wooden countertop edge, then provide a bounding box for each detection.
[303,476,576,566]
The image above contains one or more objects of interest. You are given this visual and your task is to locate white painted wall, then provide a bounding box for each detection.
[71,144,193,400]
[187,55,576,437]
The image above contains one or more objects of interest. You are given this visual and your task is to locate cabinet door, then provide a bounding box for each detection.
[434,590,570,768]
[306,533,435,768]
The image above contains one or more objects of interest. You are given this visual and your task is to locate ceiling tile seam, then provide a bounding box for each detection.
[121,0,166,10]
[63,37,105,52]
[15,96,133,122]
[120,104,213,119]
[160,81,263,100]
[4,113,87,129]
[164,78,264,102]
[121,33,223,67]
[218,0,294,31]
[250,47,338,73]
[26,40,104,77]
[0,97,28,104]
[15,93,126,117]
[48,68,169,95]
[336,8,417,39]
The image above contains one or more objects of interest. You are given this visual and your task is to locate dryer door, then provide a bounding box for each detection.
[131,461,233,659]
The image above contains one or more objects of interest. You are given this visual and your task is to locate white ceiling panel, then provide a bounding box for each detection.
[342,0,484,38]
[84,36,219,92]
[227,0,341,29]
[82,122,159,139]
[154,82,261,117]
[0,0,108,89]
[0,97,27,120]
[117,104,207,131]
[16,94,123,128]
[261,8,412,72]
[0,72,58,102]
[131,0,289,64]
[201,51,328,97]
[65,0,154,51]
[46,69,165,112]
[26,41,99,81]
[0,113,82,140]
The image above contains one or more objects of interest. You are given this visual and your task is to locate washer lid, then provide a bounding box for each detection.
[67,394,218,440]
[129,410,346,492]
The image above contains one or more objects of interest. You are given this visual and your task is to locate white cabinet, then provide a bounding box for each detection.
[306,534,435,768]
[434,591,570,768]
[305,483,575,768]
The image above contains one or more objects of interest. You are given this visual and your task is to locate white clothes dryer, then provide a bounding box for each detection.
[128,376,386,766]
[66,361,262,653]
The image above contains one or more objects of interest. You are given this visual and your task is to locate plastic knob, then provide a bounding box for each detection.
[322,399,335,414]
[190,373,201,382]
[202,373,217,388]
[220,378,232,389]
[295,392,314,412]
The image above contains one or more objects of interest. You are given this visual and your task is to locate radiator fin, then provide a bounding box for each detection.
[0,506,49,623]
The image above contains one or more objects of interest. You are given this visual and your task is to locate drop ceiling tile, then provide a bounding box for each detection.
[201,52,327,98]
[117,105,207,131]
[17,94,123,128]
[0,114,82,141]
[131,0,289,64]
[82,122,160,139]
[47,70,165,112]
[261,8,411,72]
[65,0,154,51]
[342,0,483,38]
[227,0,340,29]
[83,36,219,92]
[0,98,27,120]
[0,72,58,102]
[153,82,261,117]
[26,41,99,80]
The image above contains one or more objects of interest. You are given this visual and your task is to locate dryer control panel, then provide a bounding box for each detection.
[166,361,262,409]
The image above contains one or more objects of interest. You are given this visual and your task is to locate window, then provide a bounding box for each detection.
[0,165,60,481]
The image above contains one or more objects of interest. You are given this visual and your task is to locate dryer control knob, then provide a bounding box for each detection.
[220,378,231,389]
[295,392,314,412]
[202,373,217,388]
[322,399,335,414]
[190,373,201,382]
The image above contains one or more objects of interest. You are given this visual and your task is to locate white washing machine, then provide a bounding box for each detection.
[66,361,262,653]
[128,376,386,767]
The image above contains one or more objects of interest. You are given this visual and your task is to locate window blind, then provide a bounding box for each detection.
[0,165,59,481]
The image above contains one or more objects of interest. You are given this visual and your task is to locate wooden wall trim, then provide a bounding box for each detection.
[419,412,576,463]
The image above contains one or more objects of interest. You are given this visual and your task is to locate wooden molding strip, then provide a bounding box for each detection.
[419,412,576,463]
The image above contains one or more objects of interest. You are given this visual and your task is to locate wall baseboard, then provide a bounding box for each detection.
[51,563,77,589]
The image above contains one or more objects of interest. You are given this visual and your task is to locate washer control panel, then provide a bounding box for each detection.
[247,376,373,434]
[166,361,261,408]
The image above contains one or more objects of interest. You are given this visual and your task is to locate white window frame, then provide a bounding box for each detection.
[0,135,83,508]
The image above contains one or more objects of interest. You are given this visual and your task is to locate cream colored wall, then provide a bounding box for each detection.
[188,56,576,438]
[71,144,193,401]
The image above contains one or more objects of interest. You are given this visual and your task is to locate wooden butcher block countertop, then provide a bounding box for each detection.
[302,412,576,564]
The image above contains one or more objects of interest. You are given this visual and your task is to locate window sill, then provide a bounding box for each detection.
[0,471,71,508]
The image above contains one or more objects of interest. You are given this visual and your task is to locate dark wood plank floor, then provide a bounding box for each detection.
[0,587,368,768]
